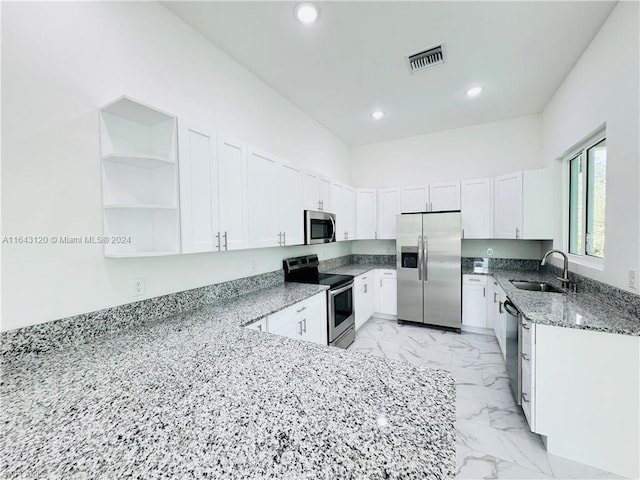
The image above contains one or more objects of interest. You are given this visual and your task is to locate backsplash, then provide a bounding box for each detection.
[543,264,640,319]
[353,254,396,265]
[462,257,541,272]
[1,270,284,359]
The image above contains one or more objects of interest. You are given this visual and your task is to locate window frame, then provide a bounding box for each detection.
[563,129,606,269]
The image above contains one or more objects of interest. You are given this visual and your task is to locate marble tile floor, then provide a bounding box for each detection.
[349,317,624,480]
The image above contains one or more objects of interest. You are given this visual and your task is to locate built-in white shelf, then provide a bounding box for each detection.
[100,96,181,257]
[102,153,174,169]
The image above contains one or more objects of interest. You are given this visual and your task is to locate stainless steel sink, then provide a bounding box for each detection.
[511,280,564,293]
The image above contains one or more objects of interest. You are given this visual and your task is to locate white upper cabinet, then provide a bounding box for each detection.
[461,177,493,239]
[401,186,428,213]
[303,170,331,213]
[100,97,180,257]
[494,169,553,240]
[377,188,400,239]
[430,181,461,212]
[401,183,460,213]
[278,162,304,246]
[330,181,345,240]
[178,122,219,254]
[494,172,523,239]
[356,188,377,239]
[247,147,280,248]
[343,185,356,240]
[218,137,249,251]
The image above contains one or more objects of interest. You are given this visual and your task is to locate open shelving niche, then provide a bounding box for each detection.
[99,96,181,257]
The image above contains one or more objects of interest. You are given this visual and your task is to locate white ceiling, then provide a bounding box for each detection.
[163,1,616,146]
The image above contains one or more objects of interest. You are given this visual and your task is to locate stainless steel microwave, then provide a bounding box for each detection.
[304,210,336,244]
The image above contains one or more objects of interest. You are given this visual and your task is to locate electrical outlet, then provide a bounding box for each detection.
[629,270,637,290]
[132,277,145,297]
[487,248,494,257]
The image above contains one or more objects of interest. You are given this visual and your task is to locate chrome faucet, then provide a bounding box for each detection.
[541,249,573,289]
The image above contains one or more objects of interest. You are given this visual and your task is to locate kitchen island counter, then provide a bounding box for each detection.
[1,281,455,479]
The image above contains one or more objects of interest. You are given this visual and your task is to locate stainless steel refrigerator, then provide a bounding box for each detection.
[396,212,462,331]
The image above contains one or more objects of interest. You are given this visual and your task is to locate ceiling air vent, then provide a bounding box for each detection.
[407,45,444,74]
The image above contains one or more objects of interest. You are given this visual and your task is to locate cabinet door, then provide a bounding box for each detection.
[330,182,345,240]
[401,186,428,213]
[178,122,219,253]
[300,294,327,345]
[218,137,248,251]
[318,176,331,212]
[247,147,280,248]
[461,178,493,239]
[343,185,356,240]
[379,277,397,315]
[378,188,400,239]
[494,172,523,239]
[279,162,304,246]
[356,189,377,239]
[267,308,301,340]
[462,284,487,328]
[302,170,321,211]
[354,276,372,330]
[430,181,461,212]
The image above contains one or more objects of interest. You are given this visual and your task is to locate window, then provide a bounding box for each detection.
[568,135,606,258]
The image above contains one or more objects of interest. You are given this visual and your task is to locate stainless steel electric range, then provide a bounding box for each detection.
[283,254,355,349]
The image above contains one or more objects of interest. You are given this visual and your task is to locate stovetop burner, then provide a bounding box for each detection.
[283,254,354,289]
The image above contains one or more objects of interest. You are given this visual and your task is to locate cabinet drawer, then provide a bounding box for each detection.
[463,274,488,286]
[378,269,396,279]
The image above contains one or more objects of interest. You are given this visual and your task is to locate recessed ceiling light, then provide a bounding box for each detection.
[372,111,385,120]
[466,86,483,98]
[295,3,318,24]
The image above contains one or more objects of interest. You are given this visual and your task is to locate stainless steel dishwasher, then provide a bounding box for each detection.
[503,298,521,405]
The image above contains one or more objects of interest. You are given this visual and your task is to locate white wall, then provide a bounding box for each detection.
[1,2,352,331]
[351,114,543,187]
[542,1,639,293]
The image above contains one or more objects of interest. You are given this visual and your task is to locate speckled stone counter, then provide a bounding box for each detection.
[1,282,456,479]
[467,268,640,336]
[321,263,396,277]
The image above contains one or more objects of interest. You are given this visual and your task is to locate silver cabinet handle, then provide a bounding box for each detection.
[483,287,486,297]
[417,235,423,281]
[493,292,498,303]
[216,232,221,251]
[380,279,382,287]
[278,232,282,246]
[364,284,367,293]
[468,278,481,282]
[257,324,262,332]
[462,228,465,239]
[375,230,377,239]
[283,231,286,246]
[298,321,303,336]
[522,353,529,361]
[223,231,228,251]
[430,202,433,211]
[303,318,307,333]
[499,301,503,314]
[320,200,324,210]
[362,276,367,280]
[521,321,530,330]
[296,306,307,313]
[522,393,530,403]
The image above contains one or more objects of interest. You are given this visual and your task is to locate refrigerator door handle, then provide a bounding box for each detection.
[424,235,428,281]
[417,235,423,281]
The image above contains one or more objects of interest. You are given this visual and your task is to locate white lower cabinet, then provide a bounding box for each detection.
[462,274,488,328]
[265,292,327,345]
[354,272,375,330]
[520,316,536,430]
[376,269,397,316]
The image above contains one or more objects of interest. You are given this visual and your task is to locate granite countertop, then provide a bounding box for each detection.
[322,263,396,277]
[1,282,455,479]
[465,268,640,336]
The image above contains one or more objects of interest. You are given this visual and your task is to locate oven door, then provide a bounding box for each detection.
[328,281,355,342]
[305,210,336,245]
